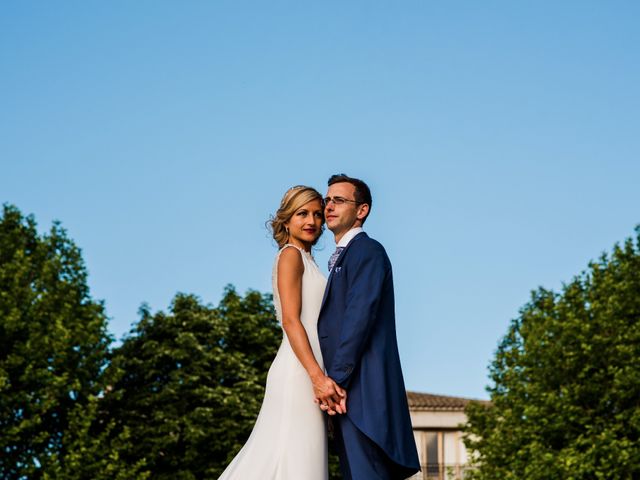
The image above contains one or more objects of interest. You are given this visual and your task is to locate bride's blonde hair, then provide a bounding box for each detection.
[269,185,325,248]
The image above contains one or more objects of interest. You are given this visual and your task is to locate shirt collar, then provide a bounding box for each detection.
[336,227,364,248]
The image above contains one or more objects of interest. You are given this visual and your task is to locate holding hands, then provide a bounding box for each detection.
[311,372,347,415]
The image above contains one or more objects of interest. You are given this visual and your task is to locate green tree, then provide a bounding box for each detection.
[43,395,150,480]
[464,227,640,480]
[103,286,282,479]
[0,204,135,479]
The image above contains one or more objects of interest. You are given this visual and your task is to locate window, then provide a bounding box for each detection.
[425,432,439,478]
[412,430,469,480]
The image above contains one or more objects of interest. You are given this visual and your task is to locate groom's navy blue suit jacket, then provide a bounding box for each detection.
[318,232,420,473]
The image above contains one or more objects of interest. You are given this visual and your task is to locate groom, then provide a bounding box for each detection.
[317,174,420,480]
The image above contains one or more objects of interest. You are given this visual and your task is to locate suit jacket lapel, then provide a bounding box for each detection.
[320,232,368,311]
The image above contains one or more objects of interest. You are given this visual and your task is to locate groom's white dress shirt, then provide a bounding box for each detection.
[336,227,364,248]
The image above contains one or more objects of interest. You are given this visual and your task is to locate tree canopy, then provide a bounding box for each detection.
[102,286,281,479]
[0,203,138,479]
[465,227,640,480]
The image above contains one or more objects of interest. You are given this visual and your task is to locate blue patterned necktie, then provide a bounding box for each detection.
[328,246,345,272]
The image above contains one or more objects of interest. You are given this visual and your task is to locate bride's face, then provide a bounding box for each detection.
[285,199,324,249]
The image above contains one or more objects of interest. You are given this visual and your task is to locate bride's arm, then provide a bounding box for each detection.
[278,247,346,414]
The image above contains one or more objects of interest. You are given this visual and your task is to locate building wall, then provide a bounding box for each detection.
[409,410,470,480]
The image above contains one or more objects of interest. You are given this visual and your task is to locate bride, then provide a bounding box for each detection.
[218,185,346,480]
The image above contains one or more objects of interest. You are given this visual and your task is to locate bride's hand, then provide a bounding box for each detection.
[316,391,348,416]
[311,373,347,414]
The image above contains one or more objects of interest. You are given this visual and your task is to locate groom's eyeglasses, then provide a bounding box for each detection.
[324,196,361,206]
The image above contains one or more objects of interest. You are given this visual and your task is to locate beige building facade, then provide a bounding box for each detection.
[407,391,486,480]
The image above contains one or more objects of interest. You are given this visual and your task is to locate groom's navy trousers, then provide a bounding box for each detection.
[318,232,420,479]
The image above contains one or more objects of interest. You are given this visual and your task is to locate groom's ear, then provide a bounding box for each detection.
[356,203,369,222]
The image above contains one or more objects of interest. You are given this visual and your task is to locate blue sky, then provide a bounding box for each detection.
[2,1,639,399]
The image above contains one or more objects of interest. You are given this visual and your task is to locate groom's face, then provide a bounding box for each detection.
[325,182,360,236]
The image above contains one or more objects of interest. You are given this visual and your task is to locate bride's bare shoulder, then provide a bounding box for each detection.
[278,245,303,267]
[277,246,305,278]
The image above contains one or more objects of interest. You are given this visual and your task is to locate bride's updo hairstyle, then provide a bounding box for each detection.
[269,185,325,248]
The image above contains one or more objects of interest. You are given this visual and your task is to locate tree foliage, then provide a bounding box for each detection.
[42,395,150,480]
[102,286,281,479]
[465,227,640,480]
[0,203,136,479]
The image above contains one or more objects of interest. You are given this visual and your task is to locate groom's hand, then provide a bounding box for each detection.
[316,387,347,416]
[312,374,347,415]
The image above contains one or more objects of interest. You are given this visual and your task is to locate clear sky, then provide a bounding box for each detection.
[2,1,639,399]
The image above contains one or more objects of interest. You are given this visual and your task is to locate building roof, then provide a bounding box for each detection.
[407,391,490,411]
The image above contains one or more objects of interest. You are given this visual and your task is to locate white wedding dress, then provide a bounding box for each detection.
[218,244,328,480]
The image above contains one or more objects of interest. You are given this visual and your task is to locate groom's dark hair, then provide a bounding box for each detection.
[328,173,372,224]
